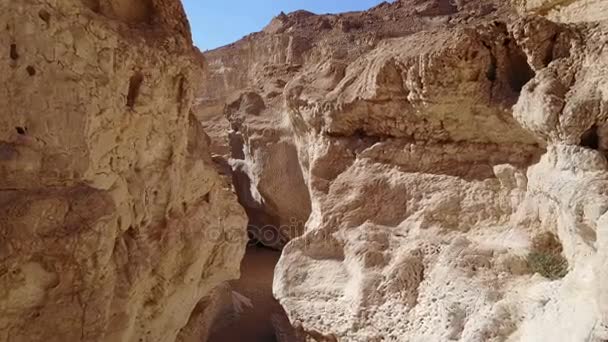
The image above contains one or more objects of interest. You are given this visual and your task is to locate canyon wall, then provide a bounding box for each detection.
[200,0,608,340]
[0,1,247,341]
[1,0,606,340]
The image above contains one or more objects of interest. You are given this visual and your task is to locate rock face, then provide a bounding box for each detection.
[0,1,247,341]
[198,45,313,249]
[200,0,608,340]
[513,0,608,22]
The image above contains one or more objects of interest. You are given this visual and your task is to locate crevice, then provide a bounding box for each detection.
[505,40,535,92]
[481,23,535,99]
[9,43,18,60]
[224,96,312,251]
[126,71,144,109]
[176,75,186,103]
[543,33,560,67]
[581,125,600,150]
[483,42,497,82]
[326,127,396,143]
[38,10,51,24]
[125,226,138,240]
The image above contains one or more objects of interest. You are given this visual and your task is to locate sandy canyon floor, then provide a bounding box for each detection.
[210,247,287,342]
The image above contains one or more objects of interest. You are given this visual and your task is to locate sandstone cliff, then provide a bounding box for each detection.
[0,1,247,341]
[199,0,608,340]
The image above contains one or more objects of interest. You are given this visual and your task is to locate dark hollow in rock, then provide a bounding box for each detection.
[38,10,51,24]
[9,43,18,60]
[581,125,599,150]
[127,71,144,109]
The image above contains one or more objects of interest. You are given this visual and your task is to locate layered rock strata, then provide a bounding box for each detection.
[199,0,608,340]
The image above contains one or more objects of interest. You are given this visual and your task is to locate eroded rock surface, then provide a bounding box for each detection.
[200,0,608,340]
[513,0,608,23]
[0,1,247,341]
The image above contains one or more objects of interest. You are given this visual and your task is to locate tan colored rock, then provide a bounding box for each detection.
[0,1,247,341]
[200,0,608,341]
[196,0,523,249]
[222,91,311,249]
[513,0,608,22]
[198,46,314,248]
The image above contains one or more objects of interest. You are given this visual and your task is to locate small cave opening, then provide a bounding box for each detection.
[482,35,536,99]
[581,125,599,150]
[126,71,144,109]
[506,44,535,93]
[26,66,36,76]
[9,43,18,60]
[15,126,26,135]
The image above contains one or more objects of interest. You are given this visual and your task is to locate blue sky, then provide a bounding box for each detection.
[182,0,389,51]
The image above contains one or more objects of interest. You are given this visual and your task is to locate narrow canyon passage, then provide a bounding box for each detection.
[209,246,293,342]
[3,1,608,341]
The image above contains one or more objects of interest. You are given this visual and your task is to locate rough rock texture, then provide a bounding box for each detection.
[514,0,608,23]
[199,0,608,340]
[198,51,313,249]
[0,1,247,341]
[222,92,311,249]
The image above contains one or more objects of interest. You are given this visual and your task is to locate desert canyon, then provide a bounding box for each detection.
[1,0,608,341]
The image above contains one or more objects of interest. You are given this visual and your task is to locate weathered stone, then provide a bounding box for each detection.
[0,1,247,341]
[198,0,608,340]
